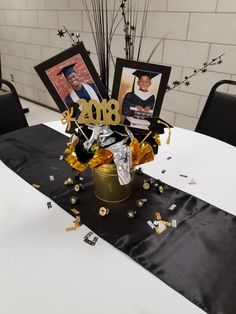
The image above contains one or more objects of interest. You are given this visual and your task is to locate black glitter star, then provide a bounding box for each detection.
[184,76,188,80]
[217,59,223,64]
[172,80,180,86]
[131,25,136,30]
[193,70,197,73]
[57,29,65,38]
[185,81,190,86]
[201,68,207,73]
[120,3,125,9]
[203,62,207,66]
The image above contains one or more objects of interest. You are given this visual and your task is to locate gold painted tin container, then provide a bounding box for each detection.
[93,164,134,202]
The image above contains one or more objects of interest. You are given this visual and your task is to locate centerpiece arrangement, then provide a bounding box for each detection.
[35,0,223,204]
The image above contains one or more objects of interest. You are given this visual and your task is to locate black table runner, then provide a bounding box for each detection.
[0,124,235,314]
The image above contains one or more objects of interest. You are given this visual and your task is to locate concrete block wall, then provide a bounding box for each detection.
[0,0,235,130]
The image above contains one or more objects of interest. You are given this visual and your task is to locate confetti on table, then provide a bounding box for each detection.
[161,169,166,174]
[147,220,155,229]
[172,219,177,228]
[59,155,64,160]
[166,156,172,160]
[188,178,197,185]
[47,202,52,209]
[155,222,166,234]
[49,175,54,181]
[70,208,80,215]
[32,183,40,189]
[179,174,188,178]
[65,218,81,232]
[169,204,177,211]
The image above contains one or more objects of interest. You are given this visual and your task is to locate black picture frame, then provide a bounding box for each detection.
[111,58,171,128]
[34,42,108,113]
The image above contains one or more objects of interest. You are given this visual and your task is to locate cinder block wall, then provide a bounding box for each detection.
[0,0,236,130]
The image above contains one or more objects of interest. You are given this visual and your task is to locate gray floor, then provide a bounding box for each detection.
[20,98,62,126]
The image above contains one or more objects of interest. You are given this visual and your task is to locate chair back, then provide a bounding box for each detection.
[195,80,236,146]
[0,79,28,135]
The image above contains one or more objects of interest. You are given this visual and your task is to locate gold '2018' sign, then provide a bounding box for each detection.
[61,99,121,131]
[77,99,120,125]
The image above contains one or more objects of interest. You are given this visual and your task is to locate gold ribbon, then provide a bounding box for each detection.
[130,138,154,166]
[89,149,113,168]
[157,119,171,144]
[61,107,76,132]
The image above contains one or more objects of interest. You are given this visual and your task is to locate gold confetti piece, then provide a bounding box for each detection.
[70,208,80,215]
[65,226,77,232]
[73,219,81,228]
[32,183,40,189]
[65,218,81,232]
[161,220,172,227]
[143,181,151,190]
[99,206,109,216]
[155,223,166,234]
[64,177,74,186]
[155,212,162,220]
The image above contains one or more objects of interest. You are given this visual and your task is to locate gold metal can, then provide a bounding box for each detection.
[92,164,134,202]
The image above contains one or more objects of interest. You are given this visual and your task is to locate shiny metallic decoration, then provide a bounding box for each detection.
[99,206,109,216]
[153,180,164,194]
[108,141,132,185]
[74,183,84,192]
[143,180,151,190]
[136,198,147,208]
[64,177,74,186]
[70,195,79,205]
[127,209,137,219]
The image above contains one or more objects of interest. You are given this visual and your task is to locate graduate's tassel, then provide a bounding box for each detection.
[157,120,171,144]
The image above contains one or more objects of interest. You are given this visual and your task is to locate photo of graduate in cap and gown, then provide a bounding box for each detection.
[121,70,160,129]
[57,63,102,109]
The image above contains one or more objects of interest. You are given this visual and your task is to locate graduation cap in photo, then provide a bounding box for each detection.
[132,70,160,91]
[57,63,77,78]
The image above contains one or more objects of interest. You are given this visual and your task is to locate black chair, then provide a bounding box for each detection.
[195,80,236,147]
[0,79,28,135]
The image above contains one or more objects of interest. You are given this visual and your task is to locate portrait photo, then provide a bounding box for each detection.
[34,42,108,113]
[112,58,171,129]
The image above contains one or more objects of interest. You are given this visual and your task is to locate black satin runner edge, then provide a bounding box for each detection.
[0,124,236,314]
